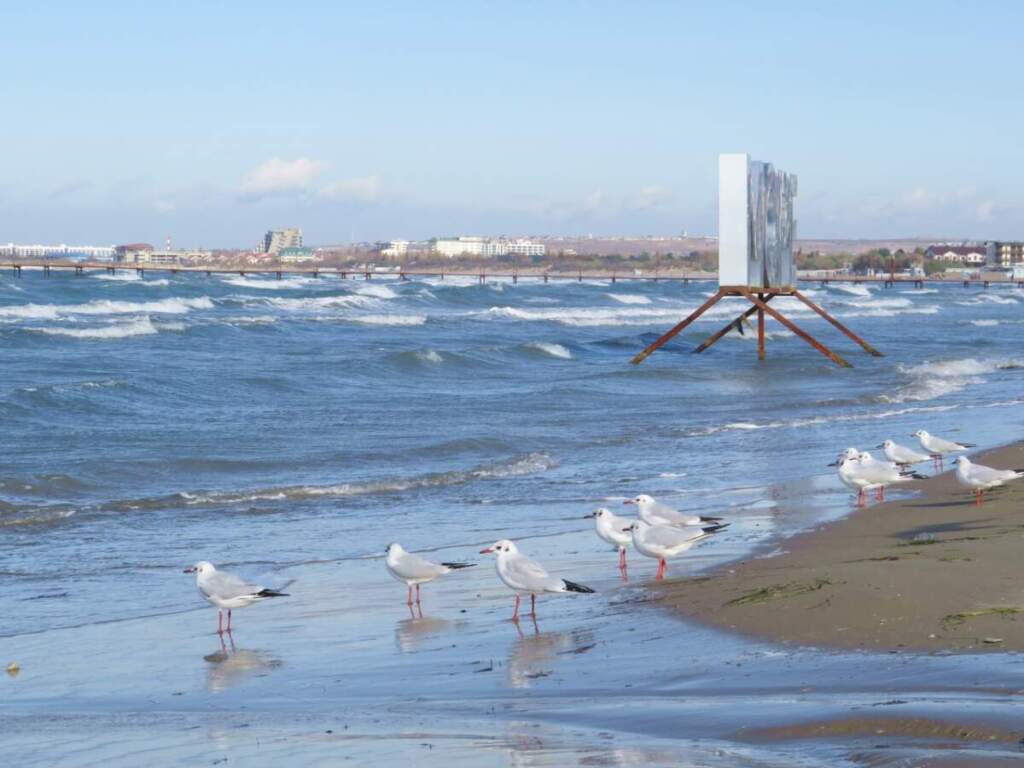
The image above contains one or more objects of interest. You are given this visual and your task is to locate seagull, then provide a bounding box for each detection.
[385,542,475,605]
[836,455,873,505]
[479,539,594,620]
[954,456,1024,505]
[627,519,727,580]
[828,447,860,466]
[584,508,633,568]
[912,430,975,470]
[184,561,288,634]
[837,454,923,506]
[878,439,932,468]
[624,494,723,528]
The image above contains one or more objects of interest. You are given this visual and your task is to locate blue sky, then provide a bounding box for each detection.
[2,1,1022,247]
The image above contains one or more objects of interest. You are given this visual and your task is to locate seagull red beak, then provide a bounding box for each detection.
[183,567,195,573]
[622,499,634,505]
[479,547,494,554]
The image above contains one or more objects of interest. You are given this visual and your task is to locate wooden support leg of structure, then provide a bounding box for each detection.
[739,289,852,368]
[757,302,766,361]
[693,296,774,354]
[631,289,725,364]
[791,289,883,357]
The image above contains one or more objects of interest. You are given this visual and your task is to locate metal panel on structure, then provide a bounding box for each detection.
[718,153,797,289]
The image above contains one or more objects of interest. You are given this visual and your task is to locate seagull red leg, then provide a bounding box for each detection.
[226,609,232,632]
[217,610,223,635]
[415,584,421,605]
[530,594,536,617]
[512,594,520,621]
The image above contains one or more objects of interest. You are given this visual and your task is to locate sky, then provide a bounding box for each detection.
[2,1,1023,247]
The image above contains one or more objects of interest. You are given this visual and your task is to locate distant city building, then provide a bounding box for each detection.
[380,240,409,260]
[278,246,316,263]
[113,243,210,265]
[506,239,546,257]
[925,244,987,264]
[1,243,115,260]
[262,227,303,255]
[432,236,545,258]
[114,243,156,263]
[986,241,1024,267]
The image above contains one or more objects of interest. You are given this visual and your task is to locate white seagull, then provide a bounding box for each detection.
[856,450,924,502]
[913,430,975,469]
[385,542,475,605]
[479,539,594,620]
[628,519,727,580]
[878,439,932,468]
[184,561,288,634]
[624,494,723,528]
[954,456,1024,505]
[584,507,633,568]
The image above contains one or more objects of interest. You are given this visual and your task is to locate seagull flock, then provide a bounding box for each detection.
[184,430,1022,632]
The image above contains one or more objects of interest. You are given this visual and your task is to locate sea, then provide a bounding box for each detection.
[2,269,1024,766]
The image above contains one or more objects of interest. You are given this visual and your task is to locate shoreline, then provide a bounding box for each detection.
[657,442,1024,653]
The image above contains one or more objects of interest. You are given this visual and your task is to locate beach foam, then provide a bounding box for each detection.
[525,341,572,359]
[605,293,651,305]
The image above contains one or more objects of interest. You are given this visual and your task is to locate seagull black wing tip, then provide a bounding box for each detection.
[562,579,595,594]
[256,588,289,598]
[441,562,476,570]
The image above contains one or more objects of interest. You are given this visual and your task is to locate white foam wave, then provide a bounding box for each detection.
[179,452,556,506]
[970,319,1000,327]
[416,348,443,364]
[355,283,398,299]
[36,316,161,339]
[222,276,319,290]
[350,314,426,326]
[264,294,378,311]
[526,341,572,359]
[830,284,872,297]
[606,293,651,305]
[880,357,1022,403]
[0,296,213,320]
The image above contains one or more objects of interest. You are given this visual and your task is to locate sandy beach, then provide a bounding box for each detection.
[659,442,1024,653]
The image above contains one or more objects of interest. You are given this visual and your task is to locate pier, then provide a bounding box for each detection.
[3,261,1023,288]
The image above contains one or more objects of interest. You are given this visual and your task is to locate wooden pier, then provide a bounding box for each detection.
[3,261,1023,288]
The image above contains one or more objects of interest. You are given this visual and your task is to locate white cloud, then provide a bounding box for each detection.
[241,157,324,197]
[318,175,382,202]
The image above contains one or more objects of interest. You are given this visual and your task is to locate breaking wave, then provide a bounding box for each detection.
[881,357,1022,403]
[0,297,213,320]
[524,341,572,359]
[102,452,558,512]
[35,317,166,339]
[350,314,426,326]
[606,293,651,305]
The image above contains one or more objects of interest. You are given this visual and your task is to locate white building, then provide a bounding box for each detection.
[432,236,545,258]
[381,240,409,260]
[262,227,303,255]
[925,245,986,265]
[1,243,116,260]
[506,239,546,257]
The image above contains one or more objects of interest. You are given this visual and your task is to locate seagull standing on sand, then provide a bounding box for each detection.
[385,543,475,605]
[879,439,932,468]
[479,539,594,621]
[913,430,975,470]
[954,456,1024,506]
[184,561,288,634]
[628,519,727,580]
[625,494,723,528]
[855,451,924,502]
[585,508,633,568]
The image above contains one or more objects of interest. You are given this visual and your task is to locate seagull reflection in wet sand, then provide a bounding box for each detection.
[394,607,469,653]
[507,620,596,688]
[203,631,283,693]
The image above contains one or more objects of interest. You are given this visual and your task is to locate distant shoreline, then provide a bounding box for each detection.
[657,442,1024,653]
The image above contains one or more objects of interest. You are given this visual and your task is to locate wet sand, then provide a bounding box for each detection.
[659,442,1024,653]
